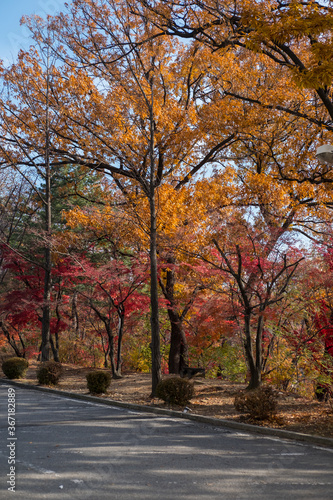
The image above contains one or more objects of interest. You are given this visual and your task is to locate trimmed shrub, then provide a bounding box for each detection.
[156,377,194,407]
[2,357,29,379]
[37,361,63,386]
[234,386,278,420]
[86,370,111,394]
[315,383,332,402]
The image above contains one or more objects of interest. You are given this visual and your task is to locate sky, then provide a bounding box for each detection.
[0,0,66,64]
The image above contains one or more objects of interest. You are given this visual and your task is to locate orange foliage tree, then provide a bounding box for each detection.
[1,0,333,394]
[138,0,333,183]
[16,0,236,393]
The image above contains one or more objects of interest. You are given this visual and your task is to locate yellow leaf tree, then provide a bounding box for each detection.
[10,0,235,394]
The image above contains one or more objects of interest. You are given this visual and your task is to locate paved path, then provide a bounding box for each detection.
[0,383,332,499]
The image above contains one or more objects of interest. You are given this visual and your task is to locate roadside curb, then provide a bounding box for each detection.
[2,378,333,449]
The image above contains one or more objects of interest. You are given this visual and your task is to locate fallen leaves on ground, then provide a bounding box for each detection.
[3,361,332,440]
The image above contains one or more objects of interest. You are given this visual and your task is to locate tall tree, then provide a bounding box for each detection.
[0,43,59,361]
[211,227,303,389]
[19,0,235,394]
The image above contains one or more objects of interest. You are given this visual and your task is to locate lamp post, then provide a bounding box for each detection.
[315,144,333,164]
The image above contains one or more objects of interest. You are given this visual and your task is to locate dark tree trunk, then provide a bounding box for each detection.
[254,313,264,388]
[50,295,61,362]
[168,310,189,374]
[106,324,117,378]
[161,260,189,374]
[148,87,161,397]
[116,308,125,377]
[41,57,52,362]
[100,332,109,368]
[54,331,60,361]
[71,290,80,339]
[243,313,262,390]
[0,321,25,357]
[149,191,161,394]
[41,244,51,362]
[50,335,60,362]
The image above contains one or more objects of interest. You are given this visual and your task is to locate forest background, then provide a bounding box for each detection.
[0,0,333,400]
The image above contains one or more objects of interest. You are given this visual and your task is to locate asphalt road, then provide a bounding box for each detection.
[0,383,332,500]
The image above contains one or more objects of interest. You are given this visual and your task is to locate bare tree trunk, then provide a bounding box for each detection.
[41,51,52,362]
[148,78,161,397]
[41,242,51,361]
[0,321,25,357]
[116,307,124,377]
[254,312,264,388]
[50,289,61,362]
[149,191,161,394]
[102,340,109,368]
[71,290,80,339]
[50,336,60,362]
[168,314,188,374]
[163,264,189,374]
[105,324,117,378]
[243,312,261,390]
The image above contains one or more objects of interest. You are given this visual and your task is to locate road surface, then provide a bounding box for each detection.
[0,382,332,499]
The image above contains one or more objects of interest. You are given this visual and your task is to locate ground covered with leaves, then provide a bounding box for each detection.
[2,362,333,440]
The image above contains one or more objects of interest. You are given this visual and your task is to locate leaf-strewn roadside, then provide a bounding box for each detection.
[2,362,332,440]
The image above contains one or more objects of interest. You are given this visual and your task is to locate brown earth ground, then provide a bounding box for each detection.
[2,361,333,440]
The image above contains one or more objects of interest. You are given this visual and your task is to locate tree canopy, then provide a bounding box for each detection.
[0,0,332,396]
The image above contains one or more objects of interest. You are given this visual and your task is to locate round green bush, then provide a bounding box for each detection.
[86,370,111,394]
[2,357,29,379]
[37,361,63,385]
[234,386,278,420]
[156,377,194,407]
